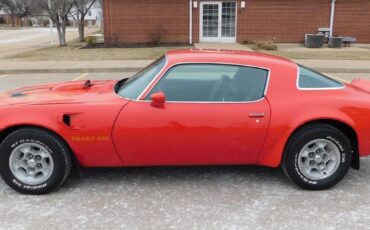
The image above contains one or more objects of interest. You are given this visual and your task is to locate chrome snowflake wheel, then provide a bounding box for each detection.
[9,143,54,185]
[297,139,341,180]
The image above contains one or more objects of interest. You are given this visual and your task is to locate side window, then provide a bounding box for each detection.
[146,64,268,102]
[298,65,343,89]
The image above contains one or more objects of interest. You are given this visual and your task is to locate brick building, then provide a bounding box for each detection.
[0,13,32,27]
[103,0,370,45]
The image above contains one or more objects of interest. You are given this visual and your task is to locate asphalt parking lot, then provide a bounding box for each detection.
[1,72,370,229]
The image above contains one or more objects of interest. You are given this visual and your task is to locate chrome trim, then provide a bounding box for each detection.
[137,62,271,104]
[113,56,168,100]
[249,112,265,118]
[296,64,346,91]
[137,55,169,100]
[264,70,271,96]
[138,97,266,104]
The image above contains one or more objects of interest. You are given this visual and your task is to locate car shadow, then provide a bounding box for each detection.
[62,165,292,190]
[60,156,370,193]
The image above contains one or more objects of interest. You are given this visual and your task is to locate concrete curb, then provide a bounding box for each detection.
[1,67,370,74]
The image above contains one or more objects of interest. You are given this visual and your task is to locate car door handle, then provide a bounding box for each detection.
[249,112,265,118]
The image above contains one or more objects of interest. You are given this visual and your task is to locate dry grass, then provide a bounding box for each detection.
[244,40,278,51]
[240,42,370,60]
[5,39,370,61]
[243,42,370,60]
[259,50,370,60]
[5,42,192,61]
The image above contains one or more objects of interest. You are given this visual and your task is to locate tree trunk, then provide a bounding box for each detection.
[61,20,66,45]
[78,15,85,41]
[11,10,15,27]
[54,15,68,46]
[56,23,64,46]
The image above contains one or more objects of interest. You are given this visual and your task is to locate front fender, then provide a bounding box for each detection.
[0,103,125,167]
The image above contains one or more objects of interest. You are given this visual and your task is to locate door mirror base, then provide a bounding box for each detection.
[150,91,166,108]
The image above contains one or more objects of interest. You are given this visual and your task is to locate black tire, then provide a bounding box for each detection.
[0,128,72,194]
[282,124,352,190]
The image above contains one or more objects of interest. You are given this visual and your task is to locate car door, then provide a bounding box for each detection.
[112,63,271,166]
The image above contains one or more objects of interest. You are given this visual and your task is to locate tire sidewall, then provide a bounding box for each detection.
[286,128,351,189]
[0,131,67,194]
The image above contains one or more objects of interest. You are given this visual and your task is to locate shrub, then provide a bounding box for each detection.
[85,36,97,46]
[42,19,49,27]
[149,25,166,46]
[0,17,6,24]
[255,40,278,50]
[242,40,255,45]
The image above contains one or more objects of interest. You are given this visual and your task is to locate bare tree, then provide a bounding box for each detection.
[0,0,33,27]
[38,0,73,46]
[0,0,16,26]
[68,7,79,28]
[96,0,102,9]
[72,0,97,41]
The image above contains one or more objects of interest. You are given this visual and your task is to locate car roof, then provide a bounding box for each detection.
[166,49,296,69]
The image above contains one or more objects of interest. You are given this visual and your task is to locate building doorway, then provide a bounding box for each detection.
[200,2,237,43]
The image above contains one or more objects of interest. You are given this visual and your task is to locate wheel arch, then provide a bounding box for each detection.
[283,119,359,170]
[0,125,82,174]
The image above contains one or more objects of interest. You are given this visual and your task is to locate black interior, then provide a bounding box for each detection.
[147,65,268,102]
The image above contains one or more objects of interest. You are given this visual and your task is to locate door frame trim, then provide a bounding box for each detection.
[199,1,237,43]
[137,61,271,103]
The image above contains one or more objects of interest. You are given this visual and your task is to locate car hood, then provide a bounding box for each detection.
[0,80,120,106]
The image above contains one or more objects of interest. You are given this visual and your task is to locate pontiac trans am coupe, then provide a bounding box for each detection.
[0,49,370,194]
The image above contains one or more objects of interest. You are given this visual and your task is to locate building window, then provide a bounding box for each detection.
[221,2,236,37]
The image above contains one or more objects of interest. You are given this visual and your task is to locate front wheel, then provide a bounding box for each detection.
[282,124,352,190]
[0,128,72,194]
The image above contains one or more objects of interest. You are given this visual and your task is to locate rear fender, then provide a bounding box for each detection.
[257,112,355,167]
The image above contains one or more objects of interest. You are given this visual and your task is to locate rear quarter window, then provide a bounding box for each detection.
[298,65,344,89]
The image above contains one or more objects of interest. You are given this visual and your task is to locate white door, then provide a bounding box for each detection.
[200,2,237,43]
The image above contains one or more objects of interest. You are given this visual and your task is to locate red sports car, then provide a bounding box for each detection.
[0,49,369,194]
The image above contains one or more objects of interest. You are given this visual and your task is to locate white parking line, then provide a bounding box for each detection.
[0,74,9,80]
[73,73,89,81]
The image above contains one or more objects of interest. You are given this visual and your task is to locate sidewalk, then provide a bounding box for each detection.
[194,43,253,51]
[0,60,152,74]
[293,59,370,73]
[0,59,370,74]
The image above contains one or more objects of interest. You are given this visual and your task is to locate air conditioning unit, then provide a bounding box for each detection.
[329,37,343,48]
[305,34,325,48]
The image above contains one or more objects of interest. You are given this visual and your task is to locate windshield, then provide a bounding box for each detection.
[117,56,166,99]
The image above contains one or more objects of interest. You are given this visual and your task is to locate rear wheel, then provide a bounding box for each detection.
[0,128,72,194]
[282,124,352,190]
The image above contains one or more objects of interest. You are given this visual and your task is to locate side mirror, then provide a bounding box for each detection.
[150,91,166,108]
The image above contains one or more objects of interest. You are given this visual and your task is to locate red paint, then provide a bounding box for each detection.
[150,91,166,108]
[112,99,270,166]
[0,49,369,168]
